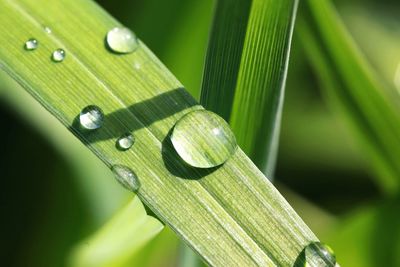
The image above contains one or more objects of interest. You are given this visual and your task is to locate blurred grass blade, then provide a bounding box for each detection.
[298,0,400,194]
[326,197,400,267]
[69,196,163,267]
[0,51,163,267]
[0,71,130,223]
[340,5,400,94]
[0,0,319,265]
[201,0,299,177]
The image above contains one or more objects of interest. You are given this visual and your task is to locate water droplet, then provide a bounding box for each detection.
[304,242,336,267]
[24,38,38,51]
[44,26,52,34]
[52,49,65,62]
[79,105,104,130]
[112,165,140,192]
[106,27,139,54]
[171,110,237,168]
[133,62,141,70]
[116,133,135,151]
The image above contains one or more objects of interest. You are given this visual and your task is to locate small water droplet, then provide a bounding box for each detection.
[133,62,141,70]
[304,242,336,267]
[24,38,38,51]
[116,133,135,151]
[44,26,52,34]
[52,48,65,62]
[79,105,104,130]
[171,110,237,168]
[106,27,139,54]
[112,165,140,192]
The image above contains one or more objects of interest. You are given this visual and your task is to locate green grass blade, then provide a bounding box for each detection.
[0,62,162,267]
[69,196,163,267]
[0,0,318,265]
[200,0,298,177]
[0,71,130,223]
[298,0,400,194]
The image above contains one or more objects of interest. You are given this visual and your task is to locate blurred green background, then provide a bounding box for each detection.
[1,0,400,266]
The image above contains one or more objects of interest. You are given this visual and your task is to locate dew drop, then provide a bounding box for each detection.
[79,105,104,130]
[116,133,135,151]
[24,38,38,51]
[304,242,336,267]
[44,26,52,34]
[171,110,237,168]
[133,62,141,70]
[106,27,139,54]
[112,165,140,192]
[52,48,65,62]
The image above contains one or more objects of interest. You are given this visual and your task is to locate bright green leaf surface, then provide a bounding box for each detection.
[0,0,318,266]
[201,0,299,177]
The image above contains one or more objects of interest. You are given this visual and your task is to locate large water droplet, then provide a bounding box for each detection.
[171,110,237,168]
[79,105,104,130]
[112,165,140,192]
[24,38,38,51]
[116,133,135,151]
[106,27,139,54]
[304,242,336,267]
[52,48,65,62]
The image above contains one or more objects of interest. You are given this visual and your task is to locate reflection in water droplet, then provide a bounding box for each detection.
[304,242,336,267]
[44,26,52,34]
[24,38,38,50]
[112,165,140,192]
[52,48,65,62]
[106,27,139,54]
[171,110,237,168]
[79,105,104,130]
[116,133,135,151]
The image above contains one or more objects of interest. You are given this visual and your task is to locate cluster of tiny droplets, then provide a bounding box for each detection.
[24,27,66,62]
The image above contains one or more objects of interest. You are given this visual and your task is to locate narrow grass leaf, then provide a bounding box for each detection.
[0,0,318,265]
[201,0,299,177]
[298,0,400,194]
[69,196,164,267]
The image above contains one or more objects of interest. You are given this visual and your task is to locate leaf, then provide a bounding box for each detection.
[0,0,318,265]
[1,57,161,267]
[298,0,400,194]
[340,4,400,93]
[0,71,130,223]
[201,0,299,177]
[326,198,400,267]
[69,196,164,267]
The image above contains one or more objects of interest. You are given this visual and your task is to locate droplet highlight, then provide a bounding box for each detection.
[24,38,38,51]
[304,242,336,267]
[106,27,139,54]
[171,110,237,168]
[52,48,65,62]
[79,105,104,130]
[44,26,52,34]
[116,133,135,151]
[112,165,140,192]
